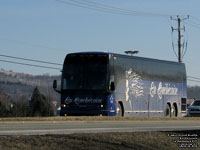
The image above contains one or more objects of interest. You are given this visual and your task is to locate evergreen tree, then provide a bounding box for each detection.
[0,87,10,117]
[30,87,54,117]
[0,101,9,117]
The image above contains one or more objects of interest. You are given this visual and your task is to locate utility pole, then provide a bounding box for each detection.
[178,18,182,62]
[171,15,189,62]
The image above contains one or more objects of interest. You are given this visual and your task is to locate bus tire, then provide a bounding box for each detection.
[164,104,171,117]
[171,104,178,117]
[116,103,123,117]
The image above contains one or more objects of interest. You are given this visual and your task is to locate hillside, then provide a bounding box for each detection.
[0,69,60,102]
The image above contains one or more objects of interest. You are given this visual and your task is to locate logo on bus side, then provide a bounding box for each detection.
[65,97,103,104]
[125,68,144,108]
[150,82,178,99]
[65,97,73,104]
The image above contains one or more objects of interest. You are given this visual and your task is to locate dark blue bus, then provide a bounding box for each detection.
[53,52,187,117]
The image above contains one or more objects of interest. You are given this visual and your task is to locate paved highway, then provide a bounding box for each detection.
[0,120,200,135]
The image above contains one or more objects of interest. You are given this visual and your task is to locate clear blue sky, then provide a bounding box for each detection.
[0,0,200,86]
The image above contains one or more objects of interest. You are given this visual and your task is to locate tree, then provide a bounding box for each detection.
[0,87,10,117]
[0,101,9,117]
[10,96,29,117]
[29,87,54,117]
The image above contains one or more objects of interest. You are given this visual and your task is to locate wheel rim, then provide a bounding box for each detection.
[117,103,122,116]
[171,107,175,116]
[171,105,177,117]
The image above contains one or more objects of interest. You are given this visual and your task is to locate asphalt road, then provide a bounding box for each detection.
[0,120,200,135]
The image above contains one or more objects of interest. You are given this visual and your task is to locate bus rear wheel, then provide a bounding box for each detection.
[171,104,178,117]
[164,104,171,117]
[116,103,123,117]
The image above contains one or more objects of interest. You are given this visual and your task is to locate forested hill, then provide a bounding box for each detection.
[0,69,60,101]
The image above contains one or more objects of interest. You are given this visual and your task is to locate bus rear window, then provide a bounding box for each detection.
[65,54,108,64]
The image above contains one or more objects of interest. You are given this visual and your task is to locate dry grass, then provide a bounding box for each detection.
[0,131,188,150]
[0,116,200,122]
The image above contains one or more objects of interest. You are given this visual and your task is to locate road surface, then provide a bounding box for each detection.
[0,120,200,135]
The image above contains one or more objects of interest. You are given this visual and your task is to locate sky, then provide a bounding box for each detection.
[0,0,200,86]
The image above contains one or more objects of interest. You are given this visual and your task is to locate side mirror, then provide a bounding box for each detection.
[53,80,57,89]
[53,80,61,93]
[110,82,115,91]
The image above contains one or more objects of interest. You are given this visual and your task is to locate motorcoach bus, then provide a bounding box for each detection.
[53,52,187,117]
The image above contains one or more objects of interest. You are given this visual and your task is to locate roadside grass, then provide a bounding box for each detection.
[0,131,188,150]
[0,116,200,122]
[0,117,199,150]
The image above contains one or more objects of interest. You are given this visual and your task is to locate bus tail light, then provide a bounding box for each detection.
[61,104,66,108]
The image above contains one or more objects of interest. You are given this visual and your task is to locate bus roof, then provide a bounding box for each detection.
[67,51,184,65]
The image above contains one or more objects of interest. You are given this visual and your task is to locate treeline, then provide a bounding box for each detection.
[0,87,55,117]
[187,86,200,99]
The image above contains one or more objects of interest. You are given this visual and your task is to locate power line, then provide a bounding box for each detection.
[1,55,200,82]
[190,15,200,22]
[183,21,200,30]
[171,30,178,59]
[187,79,200,83]
[57,0,142,16]
[56,0,130,16]
[81,0,172,17]
[0,54,62,66]
[0,59,61,70]
[187,76,200,80]
[181,15,200,30]
[56,0,175,17]
[187,76,200,84]
[0,38,66,52]
[187,20,200,27]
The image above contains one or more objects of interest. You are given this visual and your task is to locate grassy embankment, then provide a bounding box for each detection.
[0,116,200,121]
